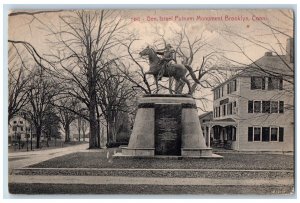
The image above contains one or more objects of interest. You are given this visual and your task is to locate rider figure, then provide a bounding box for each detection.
[155,43,175,80]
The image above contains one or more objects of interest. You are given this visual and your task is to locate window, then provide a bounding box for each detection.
[248,127,253,141]
[254,101,261,113]
[218,107,220,117]
[215,107,221,118]
[214,89,218,99]
[271,101,279,113]
[248,100,253,113]
[271,127,278,141]
[262,127,270,142]
[13,121,17,124]
[227,80,237,94]
[268,77,283,90]
[254,127,261,141]
[221,87,224,97]
[19,121,23,124]
[228,103,233,115]
[232,127,236,141]
[227,127,232,141]
[279,101,284,113]
[227,83,230,94]
[222,105,226,116]
[262,101,271,113]
[279,127,284,142]
[20,127,24,132]
[249,126,284,143]
[214,88,221,99]
[233,80,237,91]
[251,77,265,90]
[232,101,237,114]
[13,126,17,131]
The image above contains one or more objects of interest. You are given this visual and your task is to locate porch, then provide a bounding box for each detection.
[202,118,237,149]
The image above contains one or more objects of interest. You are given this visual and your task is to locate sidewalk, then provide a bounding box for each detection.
[9,175,293,186]
[9,143,89,172]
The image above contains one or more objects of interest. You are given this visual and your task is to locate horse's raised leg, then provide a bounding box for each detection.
[181,76,192,95]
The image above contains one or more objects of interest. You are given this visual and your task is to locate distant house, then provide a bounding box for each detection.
[201,38,294,152]
[9,115,33,143]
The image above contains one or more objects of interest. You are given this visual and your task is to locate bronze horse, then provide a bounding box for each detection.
[139,46,199,94]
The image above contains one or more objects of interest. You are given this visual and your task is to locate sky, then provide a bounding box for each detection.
[8,9,294,114]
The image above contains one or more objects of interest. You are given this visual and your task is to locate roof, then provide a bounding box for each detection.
[213,118,236,123]
[212,53,294,91]
[198,111,212,120]
[203,118,237,127]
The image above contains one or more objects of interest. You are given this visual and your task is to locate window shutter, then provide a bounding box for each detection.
[279,127,284,142]
[248,127,253,141]
[251,77,255,90]
[279,78,283,90]
[279,101,284,113]
[234,80,237,91]
[248,100,253,113]
[227,83,230,94]
[262,77,266,90]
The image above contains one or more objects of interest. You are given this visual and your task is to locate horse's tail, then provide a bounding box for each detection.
[184,65,200,84]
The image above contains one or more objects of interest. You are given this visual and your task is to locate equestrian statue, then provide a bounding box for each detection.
[139,44,200,95]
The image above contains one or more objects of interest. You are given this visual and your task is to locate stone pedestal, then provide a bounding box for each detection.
[119,94,218,158]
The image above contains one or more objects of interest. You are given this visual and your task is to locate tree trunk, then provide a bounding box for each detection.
[78,118,81,142]
[97,118,101,148]
[64,124,70,142]
[96,106,101,148]
[88,61,99,149]
[89,107,98,148]
[88,91,98,148]
[36,126,41,149]
[82,123,86,142]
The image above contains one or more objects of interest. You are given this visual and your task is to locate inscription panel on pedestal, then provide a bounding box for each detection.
[155,104,182,155]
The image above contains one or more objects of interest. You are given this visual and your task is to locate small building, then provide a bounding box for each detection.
[8,115,33,143]
[201,38,294,152]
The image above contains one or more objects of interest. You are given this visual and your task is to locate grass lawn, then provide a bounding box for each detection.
[28,151,294,170]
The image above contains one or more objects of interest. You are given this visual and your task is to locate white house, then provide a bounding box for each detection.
[201,38,294,152]
[9,115,32,143]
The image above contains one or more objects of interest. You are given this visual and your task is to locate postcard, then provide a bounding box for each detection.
[8,8,294,195]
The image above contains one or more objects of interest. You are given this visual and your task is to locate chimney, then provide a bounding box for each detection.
[286,38,294,63]
[265,52,273,56]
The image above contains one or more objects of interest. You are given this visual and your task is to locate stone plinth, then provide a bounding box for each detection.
[119,94,218,158]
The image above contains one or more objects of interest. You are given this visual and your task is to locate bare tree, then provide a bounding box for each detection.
[57,98,78,142]
[25,66,59,148]
[8,45,32,121]
[97,61,136,146]
[218,10,294,84]
[216,10,294,115]
[47,10,130,148]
